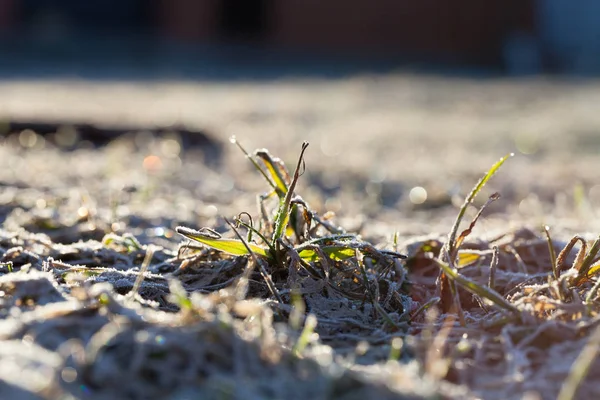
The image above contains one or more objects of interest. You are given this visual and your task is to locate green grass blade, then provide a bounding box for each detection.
[272,142,309,242]
[230,136,278,193]
[454,192,500,251]
[234,217,276,256]
[224,218,283,304]
[255,150,289,198]
[577,235,600,283]
[298,246,356,262]
[585,263,600,279]
[457,251,483,268]
[292,314,317,357]
[446,153,513,258]
[304,234,356,245]
[176,226,268,257]
[432,257,519,314]
[466,154,513,205]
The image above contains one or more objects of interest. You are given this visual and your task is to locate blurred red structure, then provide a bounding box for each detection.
[0,0,534,65]
[0,0,14,31]
[270,0,533,64]
[158,0,218,41]
[157,0,534,64]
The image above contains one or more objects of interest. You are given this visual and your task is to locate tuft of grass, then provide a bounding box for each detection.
[444,153,513,261]
[176,140,407,309]
[436,153,515,319]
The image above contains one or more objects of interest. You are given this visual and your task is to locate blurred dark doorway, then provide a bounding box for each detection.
[218,0,268,41]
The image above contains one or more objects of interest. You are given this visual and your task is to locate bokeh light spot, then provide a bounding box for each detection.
[143,155,163,173]
[409,186,427,204]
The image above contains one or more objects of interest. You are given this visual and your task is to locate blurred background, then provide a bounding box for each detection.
[1,1,600,241]
[0,0,599,76]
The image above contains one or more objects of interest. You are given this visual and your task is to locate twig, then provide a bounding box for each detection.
[130,245,155,297]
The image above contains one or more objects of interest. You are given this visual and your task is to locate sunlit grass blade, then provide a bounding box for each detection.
[446,153,513,258]
[432,257,519,314]
[584,263,600,279]
[304,234,356,245]
[454,192,500,251]
[576,235,600,283]
[292,314,317,357]
[465,154,512,207]
[255,150,290,198]
[272,142,309,242]
[457,251,483,268]
[223,218,283,305]
[129,245,155,298]
[176,226,268,257]
[438,155,511,322]
[230,136,278,193]
[298,246,357,262]
[233,215,276,255]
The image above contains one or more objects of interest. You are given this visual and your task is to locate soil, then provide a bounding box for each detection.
[0,74,599,399]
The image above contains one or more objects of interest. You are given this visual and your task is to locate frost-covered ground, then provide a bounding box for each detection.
[0,74,600,399]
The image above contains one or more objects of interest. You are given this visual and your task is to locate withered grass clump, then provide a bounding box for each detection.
[176,138,411,334]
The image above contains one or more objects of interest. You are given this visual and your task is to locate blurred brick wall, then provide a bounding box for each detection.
[156,0,533,63]
[0,0,534,65]
[0,0,15,32]
[271,0,533,63]
[157,0,218,41]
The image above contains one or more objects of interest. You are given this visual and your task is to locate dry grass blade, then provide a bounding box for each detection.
[544,225,559,280]
[272,141,309,242]
[576,235,600,283]
[488,245,499,289]
[454,192,500,251]
[129,245,155,297]
[556,235,586,273]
